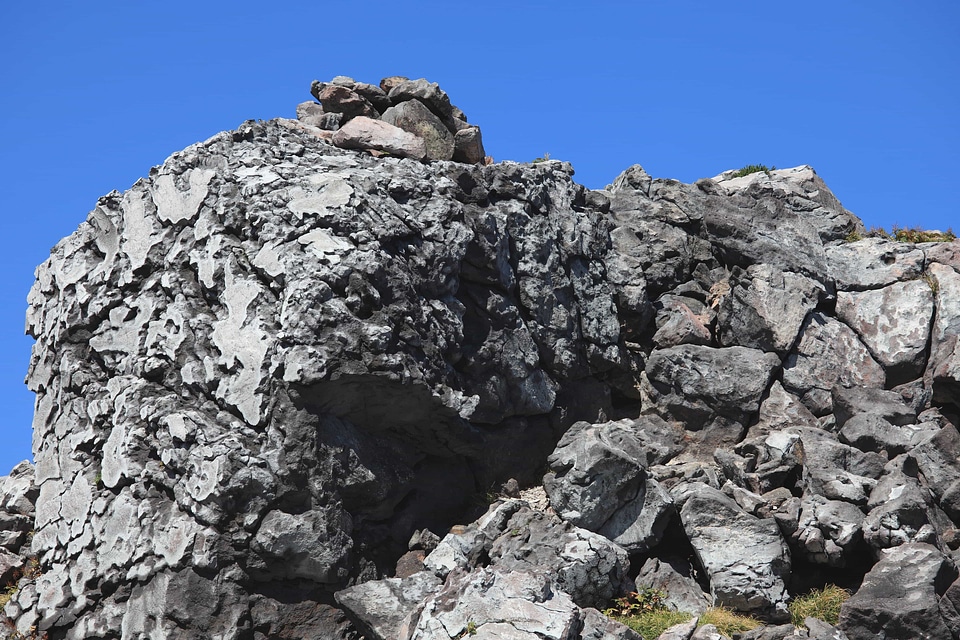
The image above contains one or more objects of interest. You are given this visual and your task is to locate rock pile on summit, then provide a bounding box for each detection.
[2,76,960,640]
[297,75,486,163]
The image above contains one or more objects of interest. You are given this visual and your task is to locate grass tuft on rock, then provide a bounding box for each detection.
[699,607,762,634]
[734,164,775,177]
[789,584,850,627]
[610,610,693,638]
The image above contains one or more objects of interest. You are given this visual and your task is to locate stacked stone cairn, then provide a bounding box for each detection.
[296,75,486,163]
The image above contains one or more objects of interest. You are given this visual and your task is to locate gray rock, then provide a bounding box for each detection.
[690,623,729,640]
[702,188,830,282]
[739,624,800,640]
[331,115,428,159]
[543,418,679,552]
[747,381,821,439]
[643,345,780,426]
[863,474,951,553]
[711,165,862,243]
[453,126,485,164]
[0,462,38,518]
[334,571,442,640]
[838,542,957,640]
[19,117,627,637]
[786,427,884,505]
[487,507,633,609]
[606,174,715,297]
[836,279,934,382]
[406,568,638,640]
[387,78,456,127]
[677,483,791,621]
[351,81,392,114]
[911,425,960,524]
[929,263,960,406]
[423,501,632,609]
[653,297,713,348]
[782,312,886,415]
[635,557,712,614]
[718,265,824,355]
[658,618,699,640]
[838,413,939,456]
[381,99,455,162]
[775,494,863,567]
[803,617,850,640]
[832,385,919,428]
[825,237,925,291]
[379,75,409,93]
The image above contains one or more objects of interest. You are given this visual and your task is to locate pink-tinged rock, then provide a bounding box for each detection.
[317,84,377,121]
[380,99,454,161]
[331,117,426,161]
[836,279,934,383]
[453,126,486,164]
[924,239,960,272]
[782,312,886,415]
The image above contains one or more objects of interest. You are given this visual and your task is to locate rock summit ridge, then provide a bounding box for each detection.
[2,75,960,640]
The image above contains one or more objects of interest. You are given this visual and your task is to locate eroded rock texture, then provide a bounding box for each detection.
[4,78,960,640]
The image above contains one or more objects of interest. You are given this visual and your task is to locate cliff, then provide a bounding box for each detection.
[2,76,960,640]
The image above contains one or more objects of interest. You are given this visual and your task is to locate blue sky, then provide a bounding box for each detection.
[0,1,957,474]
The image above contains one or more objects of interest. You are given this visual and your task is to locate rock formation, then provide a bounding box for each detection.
[2,76,960,639]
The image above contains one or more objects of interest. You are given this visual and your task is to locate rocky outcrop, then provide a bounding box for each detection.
[4,76,960,639]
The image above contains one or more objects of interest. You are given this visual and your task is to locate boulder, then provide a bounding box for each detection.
[863,474,951,553]
[825,237,925,291]
[838,542,957,639]
[912,426,960,519]
[634,557,712,614]
[405,568,640,640]
[331,115,428,159]
[423,501,633,609]
[838,413,939,456]
[832,385,919,428]
[836,279,934,382]
[381,99,455,162]
[652,297,712,348]
[543,418,679,552]
[702,189,830,282]
[453,126,485,164]
[334,571,442,640]
[929,263,960,405]
[387,78,456,127]
[786,427,885,505]
[643,345,780,426]
[782,313,886,415]
[316,84,378,121]
[747,381,821,439]
[676,483,791,621]
[773,493,863,567]
[718,265,824,355]
[711,165,862,243]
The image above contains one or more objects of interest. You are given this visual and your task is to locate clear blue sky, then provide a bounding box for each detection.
[1,1,956,474]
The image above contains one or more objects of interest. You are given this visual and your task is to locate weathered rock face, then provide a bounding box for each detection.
[14,114,623,638]
[5,76,960,639]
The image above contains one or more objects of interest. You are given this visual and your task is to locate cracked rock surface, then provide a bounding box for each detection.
[4,76,960,639]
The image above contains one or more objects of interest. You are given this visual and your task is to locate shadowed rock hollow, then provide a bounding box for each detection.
[2,76,960,640]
